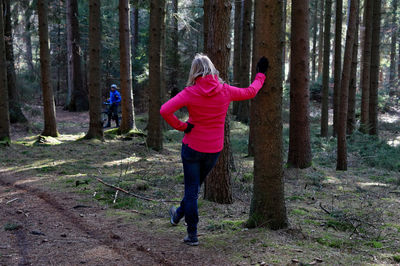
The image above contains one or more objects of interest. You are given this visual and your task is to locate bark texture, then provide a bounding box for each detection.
[119,0,136,133]
[67,0,87,111]
[360,0,374,133]
[168,0,180,99]
[203,0,209,52]
[337,0,358,170]
[332,0,343,137]
[347,9,359,135]
[4,0,27,123]
[146,0,164,150]
[23,0,35,75]
[232,0,242,115]
[248,0,288,229]
[0,0,10,143]
[38,0,58,137]
[203,0,233,204]
[131,0,139,77]
[311,0,318,82]
[389,0,398,90]
[288,0,312,169]
[236,0,252,124]
[66,0,73,107]
[317,0,324,77]
[85,0,103,140]
[320,0,332,137]
[368,0,381,136]
[233,0,242,87]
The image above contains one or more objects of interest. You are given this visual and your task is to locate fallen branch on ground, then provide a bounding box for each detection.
[93,176,179,203]
[6,198,19,205]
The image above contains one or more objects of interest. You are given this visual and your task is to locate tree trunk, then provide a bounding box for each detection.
[66,0,73,108]
[317,0,324,77]
[368,0,381,136]
[22,0,35,76]
[337,0,358,170]
[288,0,312,169]
[169,0,180,99]
[320,0,333,137]
[67,0,87,111]
[203,0,233,204]
[160,0,167,126]
[311,0,318,82]
[38,0,58,137]
[236,0,252,124]
[398,28,400,81]
[389,0,397,94]
[56,4,62,106]
[248,0,288,230]
[347,7,359,135]
[0,0,10,143]
[360,0,374,133]
[203,0,209,52]
[130,0,139,108]
[131,0,138,80]
[85,0,103,140]
[283,0,287,81]
[146,0,164,151]
[119,0,136,133]
[332,0,343,137]
[247,0,260,157]
[233,0,242,88]
[4,0,27,123]
[232,0,242,116]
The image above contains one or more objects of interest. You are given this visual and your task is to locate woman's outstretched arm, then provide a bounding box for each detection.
[228,73,266,101]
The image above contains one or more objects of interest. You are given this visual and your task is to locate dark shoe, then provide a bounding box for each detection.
[183,235,199,246]
[169,206,179,226]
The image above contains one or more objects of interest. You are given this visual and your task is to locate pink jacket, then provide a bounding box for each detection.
[160,73,266,153]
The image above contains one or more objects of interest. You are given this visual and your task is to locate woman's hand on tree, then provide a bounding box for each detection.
[256,56,269,75]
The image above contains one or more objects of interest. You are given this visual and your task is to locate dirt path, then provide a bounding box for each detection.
[0,172,227,265]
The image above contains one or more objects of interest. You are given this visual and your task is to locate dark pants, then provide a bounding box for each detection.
[175,144,220,237]
[107,103,119,126]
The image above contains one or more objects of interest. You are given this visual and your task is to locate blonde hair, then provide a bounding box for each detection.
[186,53,223,86]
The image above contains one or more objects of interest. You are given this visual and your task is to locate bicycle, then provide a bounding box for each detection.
[102,102,122,128]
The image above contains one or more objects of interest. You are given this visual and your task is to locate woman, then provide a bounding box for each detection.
[160,53,269,246]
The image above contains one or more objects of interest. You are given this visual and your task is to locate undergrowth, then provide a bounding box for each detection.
[2,99,400,264]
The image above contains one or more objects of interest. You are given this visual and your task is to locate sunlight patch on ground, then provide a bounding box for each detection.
[382,197,400,204]
[14,177,42,185]
[64,173,87,178]
[1,159,77,173]
[381,113,399,124]
[101,156,141,167]
[82,245,118,261]
[356,182,389,188]
[58,133,86,141]
[387,135,400,147]
[324,175,341,184]
[13,135,39,145]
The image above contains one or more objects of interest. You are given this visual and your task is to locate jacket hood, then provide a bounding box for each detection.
[192,75,222,97]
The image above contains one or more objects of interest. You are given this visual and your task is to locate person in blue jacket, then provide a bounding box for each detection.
[104,84,121,128]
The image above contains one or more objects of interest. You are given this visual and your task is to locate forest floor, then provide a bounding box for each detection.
[1,101,400,265]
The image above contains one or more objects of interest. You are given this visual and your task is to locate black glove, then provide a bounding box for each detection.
[256,56,269,74]
[184,122,194,133]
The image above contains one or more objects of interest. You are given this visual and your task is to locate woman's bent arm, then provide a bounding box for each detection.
[160,91,188,131]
